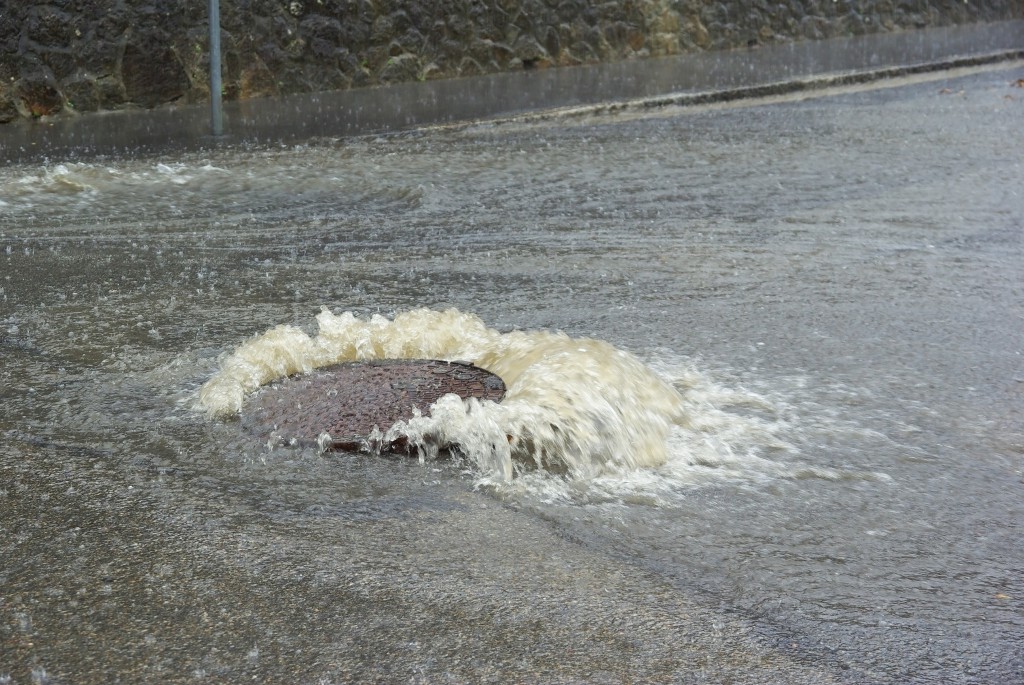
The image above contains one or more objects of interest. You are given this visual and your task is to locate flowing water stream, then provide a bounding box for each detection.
[2,65,1022,683]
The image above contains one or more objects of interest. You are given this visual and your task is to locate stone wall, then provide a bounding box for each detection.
[1,0,1021,124]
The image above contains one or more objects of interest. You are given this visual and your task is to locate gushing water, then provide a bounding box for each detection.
[199,308,676,479]
[199,307,803,497]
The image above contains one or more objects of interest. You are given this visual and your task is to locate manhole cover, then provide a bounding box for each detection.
[242,359,506,453]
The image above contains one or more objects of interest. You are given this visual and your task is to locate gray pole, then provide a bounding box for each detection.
[208,0,223,136]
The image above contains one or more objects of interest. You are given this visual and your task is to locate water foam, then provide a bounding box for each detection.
[198,308,856,495]
[199,308,687,478]
[0,161,216,216]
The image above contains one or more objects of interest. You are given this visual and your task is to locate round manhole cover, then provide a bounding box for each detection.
[242,359,506,453]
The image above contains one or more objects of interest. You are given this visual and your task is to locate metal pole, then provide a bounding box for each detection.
[208,0,223,136]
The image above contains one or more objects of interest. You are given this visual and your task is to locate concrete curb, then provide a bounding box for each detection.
[493,48,1024,125]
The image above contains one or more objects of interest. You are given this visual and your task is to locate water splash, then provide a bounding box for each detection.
[195,309,892,497]
[0,155,421,223]
[197,308,871,495]
[200,308,686,480]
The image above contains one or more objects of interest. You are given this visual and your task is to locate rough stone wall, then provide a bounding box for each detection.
[1,0,1021,123]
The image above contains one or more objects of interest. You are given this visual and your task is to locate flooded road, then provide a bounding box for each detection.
[2,64,1023,683]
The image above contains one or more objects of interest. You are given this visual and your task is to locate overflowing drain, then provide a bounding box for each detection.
[242,359,506,453]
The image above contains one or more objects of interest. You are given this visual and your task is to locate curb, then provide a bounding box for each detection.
[493,49,1024,125]
[1,21,1022,163]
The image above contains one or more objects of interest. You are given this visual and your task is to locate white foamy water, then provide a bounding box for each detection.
[199,308,819,495]
[0,162,192,214]
[0,161,266,227]
[0,156,425,232]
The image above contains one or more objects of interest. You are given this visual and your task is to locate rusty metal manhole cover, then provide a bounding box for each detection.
[242,359,505,453]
